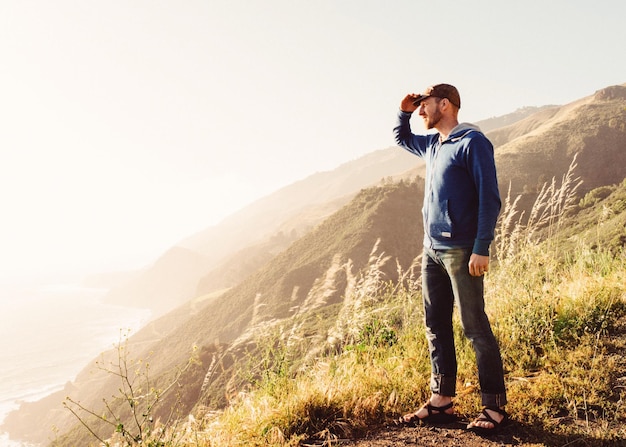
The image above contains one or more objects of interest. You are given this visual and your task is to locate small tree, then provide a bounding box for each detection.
[63,330,197,446]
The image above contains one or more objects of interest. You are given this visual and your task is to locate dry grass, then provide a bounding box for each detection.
[182,244,625,446]
[69,160,626,446]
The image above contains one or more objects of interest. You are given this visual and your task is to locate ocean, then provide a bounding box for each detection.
[0,283,151,446]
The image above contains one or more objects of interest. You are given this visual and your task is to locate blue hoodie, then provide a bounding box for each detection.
[394,110,501,256]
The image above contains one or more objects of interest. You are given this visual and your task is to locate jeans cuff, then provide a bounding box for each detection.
[481,392,507,407]
[430,373,456,397]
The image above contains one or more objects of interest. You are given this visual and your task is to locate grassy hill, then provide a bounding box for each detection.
[493,84,626,211]
[4,84,626,446]
[100,100,567,317]
[5,180,426,445]
[47,178,626,446]
[101,148,420,316]
[100,85,626,318]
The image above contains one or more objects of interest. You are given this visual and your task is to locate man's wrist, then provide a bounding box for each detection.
[472,239,491,256]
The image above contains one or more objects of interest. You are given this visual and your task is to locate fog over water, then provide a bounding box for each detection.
[0,283,150,446]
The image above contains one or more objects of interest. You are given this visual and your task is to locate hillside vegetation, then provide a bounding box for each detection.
[3,84,626,446]
[7,180,426,445]
[97,85,626,322]
[102,147,420,315]
[493,85,626,211]
[56,176,626,446]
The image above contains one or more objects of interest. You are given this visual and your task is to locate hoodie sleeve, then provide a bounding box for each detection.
[467,134,501,255]
[393,110,430,157]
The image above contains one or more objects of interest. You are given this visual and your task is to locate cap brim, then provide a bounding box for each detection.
[412,94,430,106]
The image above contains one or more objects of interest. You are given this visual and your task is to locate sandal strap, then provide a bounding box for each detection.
[425,401,453,415]
[475,406,507,425]
[477,408,498,425]
[485,406,507,417]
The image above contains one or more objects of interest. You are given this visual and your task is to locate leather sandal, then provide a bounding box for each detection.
[397,401,456,425]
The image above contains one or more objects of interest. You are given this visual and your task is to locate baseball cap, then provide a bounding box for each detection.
[412,84,461,109]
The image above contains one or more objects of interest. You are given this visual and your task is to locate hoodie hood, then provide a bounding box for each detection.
[446,122,482,142]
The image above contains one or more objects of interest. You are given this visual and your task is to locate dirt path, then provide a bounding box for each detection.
[343,420,546,447]
[313,415,621,447]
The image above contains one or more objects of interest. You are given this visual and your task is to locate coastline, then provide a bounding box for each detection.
[0,283,151,446]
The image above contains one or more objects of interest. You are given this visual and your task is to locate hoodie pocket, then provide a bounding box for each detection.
[429,199,453,239]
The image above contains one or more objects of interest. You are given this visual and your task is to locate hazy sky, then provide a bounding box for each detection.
[1,0,625,284]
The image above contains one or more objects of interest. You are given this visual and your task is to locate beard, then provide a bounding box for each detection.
[423,107,443,130]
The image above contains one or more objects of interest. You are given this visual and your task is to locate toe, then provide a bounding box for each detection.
[469,419,494,429]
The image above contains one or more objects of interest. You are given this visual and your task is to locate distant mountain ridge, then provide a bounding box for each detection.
[102,147,420,315]
[493,84,626,210]
[476,105,558,133]
[101,101,571,316]
[5,84,626,446]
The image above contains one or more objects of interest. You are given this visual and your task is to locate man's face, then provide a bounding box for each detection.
[418,97,443,130]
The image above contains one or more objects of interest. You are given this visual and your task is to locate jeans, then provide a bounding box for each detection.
[422,246,507,407]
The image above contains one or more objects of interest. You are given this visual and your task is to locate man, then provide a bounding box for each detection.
[393,84,507,433]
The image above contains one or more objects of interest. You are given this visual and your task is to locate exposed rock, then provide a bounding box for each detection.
[594,85,626,101]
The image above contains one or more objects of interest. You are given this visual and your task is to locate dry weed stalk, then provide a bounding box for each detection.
[327,239,392,348]
[495,153,582,264]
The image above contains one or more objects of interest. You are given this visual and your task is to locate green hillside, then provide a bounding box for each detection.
[51,178,626,446]
[493,85,626,212]
[4,85,626,446]
[8,180,424,445]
